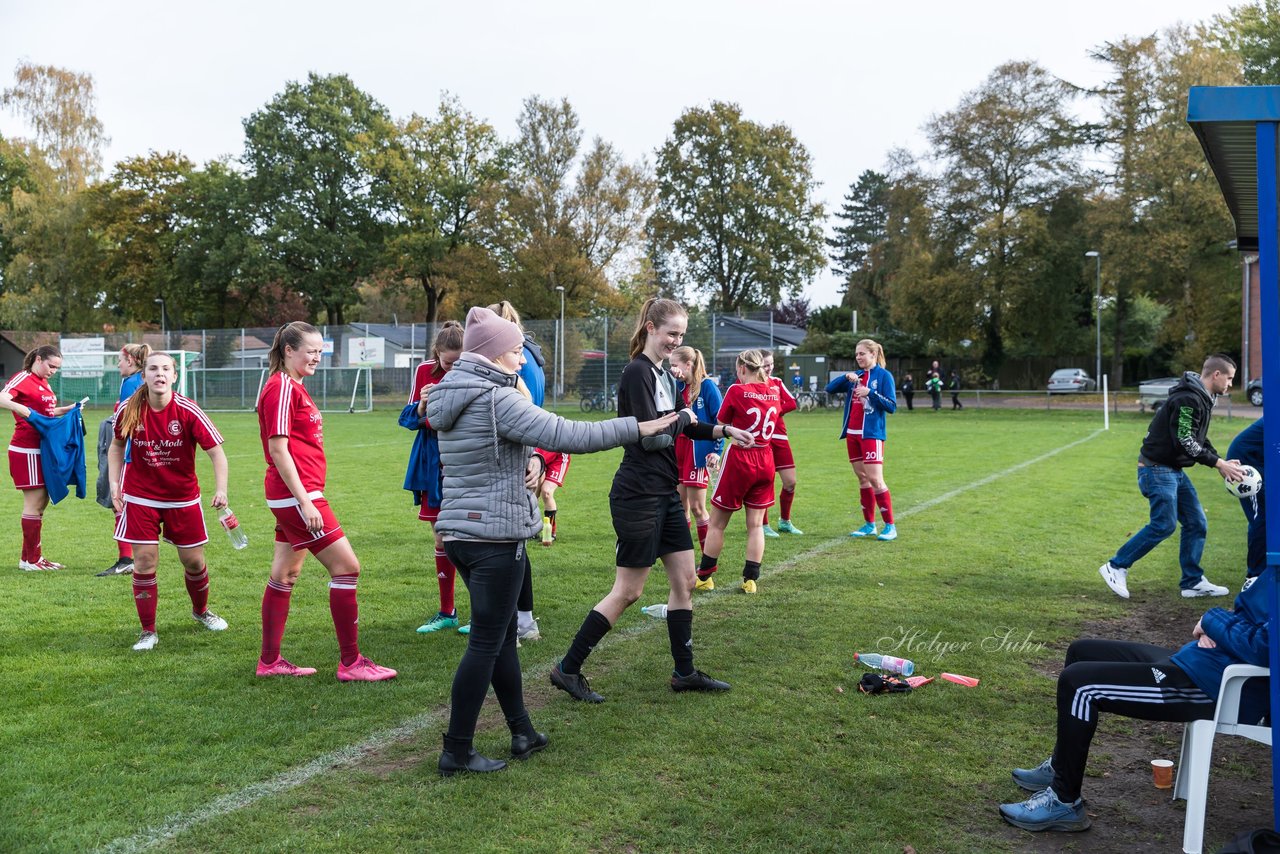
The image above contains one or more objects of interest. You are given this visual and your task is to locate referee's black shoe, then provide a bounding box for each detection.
[670,669,731,692]
[550,661,604,703]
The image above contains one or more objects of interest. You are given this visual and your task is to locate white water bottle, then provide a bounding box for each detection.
[218,506,249,550]
[641,603,668,620]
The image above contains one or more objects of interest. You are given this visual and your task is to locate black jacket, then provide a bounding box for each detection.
[1139,372,1220,470]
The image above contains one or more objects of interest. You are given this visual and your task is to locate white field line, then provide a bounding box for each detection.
[96,428,1103,854]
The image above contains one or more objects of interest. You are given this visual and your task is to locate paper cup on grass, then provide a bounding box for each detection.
[1151,759,1174,789]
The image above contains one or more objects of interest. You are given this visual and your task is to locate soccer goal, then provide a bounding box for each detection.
[186,366,373,413]
[53,348,199,407]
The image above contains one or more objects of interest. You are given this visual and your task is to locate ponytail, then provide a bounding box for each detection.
[431,320,464,364]
[672,345,707,408]
[628,298,687,360]
[268,322,320,374]
[120,342,151,372]
[23,345,60,372]
[736,349,767,383]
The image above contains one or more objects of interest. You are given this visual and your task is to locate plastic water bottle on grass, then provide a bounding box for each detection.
[854,652,914,676]
[641,604,668,620]
[219,506,249,550]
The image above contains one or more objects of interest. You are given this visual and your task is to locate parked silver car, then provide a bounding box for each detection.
[1047,368,1096,393]
[1138,377,1179,411]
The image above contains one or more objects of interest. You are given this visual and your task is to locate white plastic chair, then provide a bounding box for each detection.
[1173,663,1271,854]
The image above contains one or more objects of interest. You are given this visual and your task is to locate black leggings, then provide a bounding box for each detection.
[1050,639,1214,801]
[444,540,528,742]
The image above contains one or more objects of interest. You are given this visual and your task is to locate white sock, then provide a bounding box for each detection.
[518,610,535,631]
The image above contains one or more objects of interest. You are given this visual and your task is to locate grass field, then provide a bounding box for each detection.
[0,403,1259,853]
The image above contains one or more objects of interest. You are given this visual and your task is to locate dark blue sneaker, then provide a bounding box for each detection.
[1011,757,1054,792]
[999,788,1091,832]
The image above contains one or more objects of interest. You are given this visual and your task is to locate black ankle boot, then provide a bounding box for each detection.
[507,714,549,760]
[438,733,507,777]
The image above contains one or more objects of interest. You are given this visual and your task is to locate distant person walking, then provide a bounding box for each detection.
[900,373,914,411]
[949,371,963,410]
[1098,354,1246,600]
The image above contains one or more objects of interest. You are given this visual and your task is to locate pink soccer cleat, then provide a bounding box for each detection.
[336,655,397,682]
[256,657,317,678]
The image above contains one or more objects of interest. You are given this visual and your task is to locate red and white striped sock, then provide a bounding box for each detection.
[329,573,360,666]
[132,572,158,632]
[260,579,294,664]
[20,514,41,563]
[435,549,456,615]
[184,565,210,615]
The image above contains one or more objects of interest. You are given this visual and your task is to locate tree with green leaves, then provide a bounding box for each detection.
[1210,0,1280,84]
[242,73,396,325]
[828,169,890,319]
[924,61,1082,375]
[652,101,825,313]
[377,94,510,326]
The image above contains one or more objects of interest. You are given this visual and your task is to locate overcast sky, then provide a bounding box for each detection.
[0,0,1241,310]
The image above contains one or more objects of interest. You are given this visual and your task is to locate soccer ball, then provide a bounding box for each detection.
[1226,465,1263,499]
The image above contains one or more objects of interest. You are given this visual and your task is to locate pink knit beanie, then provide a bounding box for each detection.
[463,306,524,363]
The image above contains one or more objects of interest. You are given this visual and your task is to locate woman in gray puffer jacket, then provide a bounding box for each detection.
[425,306,675,776]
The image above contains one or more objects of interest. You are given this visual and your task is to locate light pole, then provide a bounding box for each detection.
[154,297,167,350]
[1084,251,1101,387]
[555,285,565,406]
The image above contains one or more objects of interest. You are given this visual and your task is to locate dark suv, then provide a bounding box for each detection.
[1247,378,1263,407]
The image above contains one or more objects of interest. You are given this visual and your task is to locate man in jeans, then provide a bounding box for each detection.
[1098,354,1246,599]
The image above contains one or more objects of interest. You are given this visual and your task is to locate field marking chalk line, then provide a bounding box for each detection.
[96,427,1103,854]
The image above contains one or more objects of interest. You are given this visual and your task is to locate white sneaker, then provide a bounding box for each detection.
[517,620,541,643]
[1098,562,1130,599]
[192,610,229,631]
[1182,578,1229,598]
[132,630,158,651]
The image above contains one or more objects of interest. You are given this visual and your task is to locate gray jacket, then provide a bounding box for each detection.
[425,353,640,541]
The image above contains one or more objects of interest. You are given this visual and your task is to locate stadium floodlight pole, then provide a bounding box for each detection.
[154,297,167,349]
[556,285,565,407]
[1084,252,1101,387]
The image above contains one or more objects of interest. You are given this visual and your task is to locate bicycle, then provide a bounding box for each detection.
[579,388,617,412]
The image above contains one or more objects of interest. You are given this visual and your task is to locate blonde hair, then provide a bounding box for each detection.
[671,345,707,407]
[736,349,768,383]
[120,343,151,374]
[116,353,176,437]
[431,320,464,364]
[629,298,687,360]
[857,338,886,369]
[23,345,60,372]
[487,300,525,331]
[268,322,321,374]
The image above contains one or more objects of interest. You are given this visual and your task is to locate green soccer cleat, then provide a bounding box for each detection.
[417,612,460,634]
[777,519,804,535]
[761,525,780,538]
[849,522,877,538]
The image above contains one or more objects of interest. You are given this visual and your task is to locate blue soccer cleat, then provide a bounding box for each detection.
[849,522,877,538]
[876,524,898,541]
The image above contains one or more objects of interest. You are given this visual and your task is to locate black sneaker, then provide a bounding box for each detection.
[670,669,731,693]
[550,662,604,703]
[96,558,134,577]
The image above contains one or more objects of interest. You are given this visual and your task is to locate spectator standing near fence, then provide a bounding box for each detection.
[1097,354,1245,600]
[926,361,943,411]
[900,373,914,411]
[949,370,964,410]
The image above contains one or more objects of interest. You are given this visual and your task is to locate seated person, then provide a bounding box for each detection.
[1000,568,1272,832]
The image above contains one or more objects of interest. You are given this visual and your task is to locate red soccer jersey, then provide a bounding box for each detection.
[767,376,798,442]
[845,372,870,436]
[116,393,223,505]
[408,360,448,429]
[258,372,327,501]
[2,371,57,449]
[718,381,782,454]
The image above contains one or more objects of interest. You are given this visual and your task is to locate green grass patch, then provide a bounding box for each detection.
[0,406,1252,853]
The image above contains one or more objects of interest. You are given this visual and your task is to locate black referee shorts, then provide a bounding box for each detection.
[610,492,693,569]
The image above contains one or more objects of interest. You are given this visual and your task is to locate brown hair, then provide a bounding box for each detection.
[268,322,321,374]
[671,345,707,407]
[629,298,687,360]
[857,338,886,369]
[23,345,61,372]
[487,300,525,331]
[431,320,464,364]
[1202,353,1236,377]
[116,353,176,437]
[120,342,152,373]
[736,349,768,383]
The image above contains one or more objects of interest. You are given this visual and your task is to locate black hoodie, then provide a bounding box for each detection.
[1139,371,1220,470]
